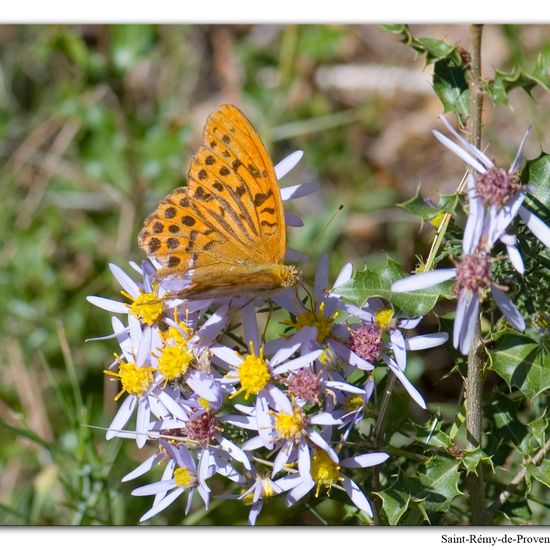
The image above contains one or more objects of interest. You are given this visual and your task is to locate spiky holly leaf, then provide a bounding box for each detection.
[378,486,411,525]
[486,55,550,105]
[398,188,460,222]
[522,151,550,209]
[525,459,550,489]
[488,331,550,400]
[333,257,454,318]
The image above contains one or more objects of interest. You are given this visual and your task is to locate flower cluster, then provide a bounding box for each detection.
[392,117,550,354]
[88,151,448,525]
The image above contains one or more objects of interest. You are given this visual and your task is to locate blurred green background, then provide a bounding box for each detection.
[1,24,549,525]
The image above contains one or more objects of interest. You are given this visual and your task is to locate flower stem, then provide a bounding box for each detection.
[465,23,488,526]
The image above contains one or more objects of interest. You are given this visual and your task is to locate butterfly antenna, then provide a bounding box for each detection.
[292,203,345,269]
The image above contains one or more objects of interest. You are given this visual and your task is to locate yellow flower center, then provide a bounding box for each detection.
[122,286,164,326]
[274,407,305,441]
[311,449,342,497]
[344,394,365,411]
[104,361,155,400]
[173,467,195,488]
[161,310,192,346]
[237,343,270,399]
[158,345,193,381]
[375,307,394,331]
[294,302,335,343]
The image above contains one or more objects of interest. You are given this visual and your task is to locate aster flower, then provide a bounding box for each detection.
[277,434,390,518]
[391,227,525,355]
[87,261,170,328]
[226,389,342,485]
[211,303,323,448]
[130,439,241,522]
[104,315,173,448]
[343,298,448,409]
[433,116,550,267]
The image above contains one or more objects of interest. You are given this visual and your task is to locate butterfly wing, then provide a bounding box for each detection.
[138,104,288,292]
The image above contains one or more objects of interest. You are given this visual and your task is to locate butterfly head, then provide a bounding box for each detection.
[279,264,302,288]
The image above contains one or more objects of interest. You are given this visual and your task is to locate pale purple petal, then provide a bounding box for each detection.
[406,332,449,350]
[500,233,525,274]
[269,327,314,366]
[455,293,480,355]
[266,385,291,413]
[256,393,273,449]
[390,328,407,371]
[325,380,366,394]
[391,269,456,292]
[519,206,550,248]
[272,349,323,375]
[341,452,390,469]
[122,454,162,482]
[432,129,488,173]
[453,289,469,349]
[284,211,304,227]
[136,399,151,448]
[463,174,485,254]
[509,127,531,174]
[285,247,308,263]
[136,326,152,367]
[107,395,137,439]
[487,192,527,244]
[491,285,526,332]
[342,475,373,517]
[242,436,265,451]
[280,182,320,201]
[273,441,294,476]
[210,344,241,367]
[185,371,219,402]
[330,340,375,371]
[286,477,315,506]
[248,501,263,526]
[333,262,353,289]
[217,436,251,470]
[109,263,140,297]
[132,479,176,497]
[86,295,128,313]
[307,430,339,462]
[158,392,188,421]
[139,487,184,522]
[396,316,422,330]
[385,356,427,409]
[242,304,260,351]
[298,440,312,480]
[315,254,330,295]
[223,414,257,430]
[275,150,303,180]
[310,411,342,425]
[436,116,494,169]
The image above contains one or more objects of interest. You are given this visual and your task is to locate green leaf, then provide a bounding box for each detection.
[433,59,470,120]
[486,56,550,106]
[461,447,494,475]
[380,25,462,65]
[414,456,462,513]
[522,151,550,209]
[488,331,550,399]
[398,188,459,221]
[525,459,550,489]
[334,257,454,317]
[378,487,411,525]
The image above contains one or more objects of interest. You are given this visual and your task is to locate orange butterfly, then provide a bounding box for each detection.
[138,104,301,300]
